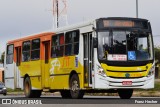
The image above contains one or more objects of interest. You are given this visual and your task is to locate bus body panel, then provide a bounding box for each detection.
[20,60,42,89]
[4,63,15,89]
[49,56,83,89]
[101,63,152,78]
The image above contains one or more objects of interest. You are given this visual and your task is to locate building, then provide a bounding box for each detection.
[0,67,4,82]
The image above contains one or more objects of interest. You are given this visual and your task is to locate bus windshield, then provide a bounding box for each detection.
[98,30,153,61]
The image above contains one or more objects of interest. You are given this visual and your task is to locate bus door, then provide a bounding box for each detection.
[5,44,14,89]
[83,32,93,87]
[43,41,50,88]
[15,47,21,88]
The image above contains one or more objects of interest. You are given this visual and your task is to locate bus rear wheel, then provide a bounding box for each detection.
[60,90,71,98]
[34,90,42,98]
[24,77,41,98]
[69,74,84,99]
[118,89,133,99]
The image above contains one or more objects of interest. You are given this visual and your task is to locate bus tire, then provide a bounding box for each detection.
[3,93,7,96]
[34,90,42,98]
[118,89,133,99]
[24,77,34,98]
[69,74,84,99]
[60,90,71,98]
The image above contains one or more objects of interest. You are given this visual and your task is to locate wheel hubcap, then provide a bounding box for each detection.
[71,80,79,93]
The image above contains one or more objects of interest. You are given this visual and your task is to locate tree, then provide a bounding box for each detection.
[1,52,5,66]
[154,46,160,63]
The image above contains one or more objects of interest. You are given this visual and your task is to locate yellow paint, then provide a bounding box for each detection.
[30,77,42,89]
[48,56,83,89]
[20,60,42,89]
[20,60,41,77]
[101,63,152,77]
[19,56,84,90]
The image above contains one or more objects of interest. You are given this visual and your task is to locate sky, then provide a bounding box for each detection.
[0,0,160,54]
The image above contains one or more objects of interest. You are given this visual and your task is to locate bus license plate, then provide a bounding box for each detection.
[122,81,132,85]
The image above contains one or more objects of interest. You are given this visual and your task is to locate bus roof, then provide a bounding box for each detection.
[7,17,149,44]
[53,19,95,33]
[99,17,149,21]
[7,19,95,45]
[53,17,149,33]
[8,32,54,44]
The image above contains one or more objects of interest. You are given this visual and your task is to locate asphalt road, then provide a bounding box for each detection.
[0,94,160,104]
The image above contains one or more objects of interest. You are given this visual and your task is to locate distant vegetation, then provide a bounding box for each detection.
[0,52,5,64]
[155,46,160,64]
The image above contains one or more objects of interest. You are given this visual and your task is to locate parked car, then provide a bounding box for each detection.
[0,82,7,96]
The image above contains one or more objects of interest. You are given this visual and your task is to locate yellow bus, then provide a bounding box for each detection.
[4,17,155,99]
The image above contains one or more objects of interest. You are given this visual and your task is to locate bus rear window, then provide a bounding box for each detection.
[6,44,14,64]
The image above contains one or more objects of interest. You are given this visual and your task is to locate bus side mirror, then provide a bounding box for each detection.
[93,37,98,48]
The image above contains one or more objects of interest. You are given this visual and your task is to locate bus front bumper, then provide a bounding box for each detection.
[95,75,154,89]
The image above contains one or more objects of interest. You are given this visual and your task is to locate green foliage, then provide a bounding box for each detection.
[0,52,5,64]
[154,46,160,63]
[7,88,23,92]
[135,82,160,91]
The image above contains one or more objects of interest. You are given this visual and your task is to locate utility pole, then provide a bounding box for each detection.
[53,0,68,29]
[56,0,59,28]
[136,0,138,18]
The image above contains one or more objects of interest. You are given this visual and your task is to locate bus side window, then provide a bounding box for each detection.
[31,39,40,60]
[65,30,79,56]
[51,33,64,58]
[65,32,72,55]
[6,44,14,64]
[51,36,58,58]
[59,34,64,56]
[73,30,79,55]
[22,41,31,62]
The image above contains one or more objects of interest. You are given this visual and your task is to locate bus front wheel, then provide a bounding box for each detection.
[118,89,133,99]
[69,74,84,99]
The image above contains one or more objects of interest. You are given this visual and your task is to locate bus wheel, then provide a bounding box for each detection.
[24,77,34,98]
[118,89,133,99]
[34,90,42,98]
[3,93,7,96]
[69,74,84,99]
[60,90,71,98]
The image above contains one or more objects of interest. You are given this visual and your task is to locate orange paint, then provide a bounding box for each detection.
[7,32,55,62]
[62,57,70,67]
[8,32,54,44]
[0,70,3,82]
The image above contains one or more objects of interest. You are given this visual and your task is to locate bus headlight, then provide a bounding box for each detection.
[147,65,155,77]
[3,87,6,90]
[97,65,107,77]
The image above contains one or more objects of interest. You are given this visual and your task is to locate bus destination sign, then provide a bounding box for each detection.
[98,19,149,29]
[103,20,134,27]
